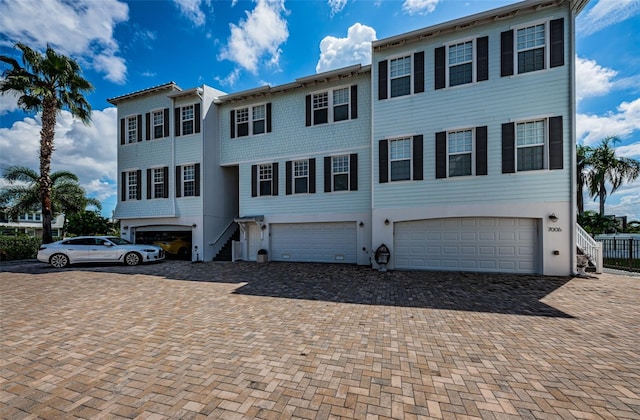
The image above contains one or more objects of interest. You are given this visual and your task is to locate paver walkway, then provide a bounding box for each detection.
[1,261,639,419]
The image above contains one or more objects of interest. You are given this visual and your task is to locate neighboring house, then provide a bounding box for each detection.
[108,83,239,261]
[0,211,65,237]
[111,0,588,275]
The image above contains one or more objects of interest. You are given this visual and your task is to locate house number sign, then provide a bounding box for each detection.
[548,227,562,232]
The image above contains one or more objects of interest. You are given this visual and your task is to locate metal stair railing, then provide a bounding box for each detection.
[576,223,602,274]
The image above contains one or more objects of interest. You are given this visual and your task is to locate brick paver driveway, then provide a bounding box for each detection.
[1,261,638,419]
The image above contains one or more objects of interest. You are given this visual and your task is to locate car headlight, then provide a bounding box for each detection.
[142,248,158,253]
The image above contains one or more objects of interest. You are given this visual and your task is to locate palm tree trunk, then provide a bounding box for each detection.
[577,182,584,216]
[598,179,606,217]
[40,97,57,243]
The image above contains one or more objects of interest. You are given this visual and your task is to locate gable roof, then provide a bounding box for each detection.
[107,82,181,105]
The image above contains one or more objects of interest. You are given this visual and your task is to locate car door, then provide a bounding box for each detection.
[60,238,91,263]
[88,238,119,262]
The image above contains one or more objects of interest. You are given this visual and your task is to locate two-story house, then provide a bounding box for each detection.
[371,0,584,275]
[108,83,238,261]
[111,0,587,275]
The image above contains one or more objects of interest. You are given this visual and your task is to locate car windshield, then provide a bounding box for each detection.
[107,237,132,245]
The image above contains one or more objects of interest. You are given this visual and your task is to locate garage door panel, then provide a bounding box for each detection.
[395,217,538,274]
[271,222,356,263]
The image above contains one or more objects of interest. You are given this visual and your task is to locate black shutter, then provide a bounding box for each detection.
[251,165,257,197]
[324,156,332,192]
[435,132,447,179]
[477,36,489,82]
[120,118,125,145]
[230,110,236,138]
[378,60,388,100]
[350,85,358,119]
[136,170,142,200]
[550,18,564,68]
[137,114,142,142]
[413,135,423,181]
[194,163,201,196]
[175,166,182,197]
[414,51,425,94]
[163,167,169,198]
[163,108,169,137]
[194,103,201,134]
[502,122,515,173]
[549,116,564,170]
[145,113,151,141]
[146,168,152,199]
[476,126,488,176]
[266,103,272,132]
[309,158,316,194]
[285,161,292,195]
[435,46,446,90]
[121,172,126,201]
[379,140,388,183]
[350,153,358,191]
[305,95,312,127]
[174,108,181,137]
[272,162,278,196]
[501,30,514,77]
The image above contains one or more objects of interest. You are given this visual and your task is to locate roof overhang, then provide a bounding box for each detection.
[107,82,181,105]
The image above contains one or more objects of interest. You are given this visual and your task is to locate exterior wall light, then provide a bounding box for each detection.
[359,221,364,227]
[548,213,558,223]
[384,219,390,225]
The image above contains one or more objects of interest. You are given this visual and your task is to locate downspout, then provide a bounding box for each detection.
[171,96,177,217]
[570,6,578,275]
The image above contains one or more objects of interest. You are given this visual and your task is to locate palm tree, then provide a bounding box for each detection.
[585,137,640,217]
[0,166,101,238]
[576,144,592,216]
[0,43,93,243]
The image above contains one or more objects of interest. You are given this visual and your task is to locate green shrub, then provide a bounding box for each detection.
[0,235,42,261]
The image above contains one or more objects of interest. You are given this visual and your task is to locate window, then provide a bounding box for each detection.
[333,88,349,122]
[35,213,42,221]
[153,110,164,139]
[183,164,195,196]
[127,171,138,200]
[306,86,357,126]
[449,41,473,86]
[517,23,546,74]
[313,92,329,125]
[516,120,545,171]
[253,104,266,135]
[448,130,473,177]
[331,156,349,191]
[294,160,308,194]
[182,105,194,135]
[390,56,411,97]
[259,164,273,196]
[236,107,249,137]
[127,116,137,143]
[153,168,165,198]
[390,138,411,181]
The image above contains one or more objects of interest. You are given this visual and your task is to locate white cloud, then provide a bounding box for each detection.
[0,0,129,84]
[0,107,118,209]
[328,0,348,16]
[218,0,289,77]
[576,56,617,103]
[173,0,212,27]
[616,142,640,159]
[0,83,20,116]
[577,98,640,145]
[578,0,640,37]
[316,23,377,73]
[402,0,440,15]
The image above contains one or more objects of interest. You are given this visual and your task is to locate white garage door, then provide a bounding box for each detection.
[394,218,539,273]
[271,222,357,263]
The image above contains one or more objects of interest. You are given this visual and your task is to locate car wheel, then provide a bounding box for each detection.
[50,253,69,268]
[124,252,141,266]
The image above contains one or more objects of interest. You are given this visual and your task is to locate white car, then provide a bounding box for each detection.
[37,236,165,268]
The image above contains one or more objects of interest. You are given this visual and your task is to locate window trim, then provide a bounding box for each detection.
[293,159,309,194]
[126,115,139,144]
[512,18,550,75]
[445,37,476,87]
[233,103,269,137]
[389,137,413,182]
[182,163,196,197]
[308,85,352,126]
[446,128,475,178]
[514,118,549,172]
[181,104,195,136]
[151,109,164,139]
[388,54,413,98]
[151,167,166,199]
[331,155,350,192]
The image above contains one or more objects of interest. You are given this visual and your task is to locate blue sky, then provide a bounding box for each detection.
[1,0,639,220]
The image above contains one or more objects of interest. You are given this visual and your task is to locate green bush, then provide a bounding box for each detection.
[0,235,42,261]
